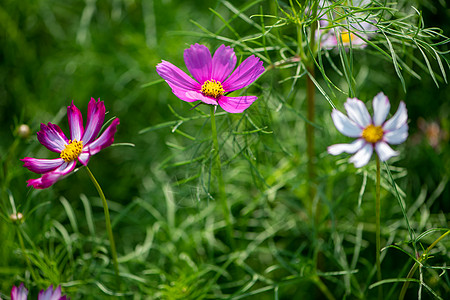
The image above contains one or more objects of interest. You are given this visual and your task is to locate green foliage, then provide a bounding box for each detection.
[1,0,449,299]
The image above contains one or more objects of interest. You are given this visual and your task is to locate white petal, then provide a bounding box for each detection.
[344,98,372,128]
[328,139,365,155]
[383,101,407,131]
[375,141,399,161]
[372,92,390,126]
[349,143,373,168]
[384,123,408,145]
[331,109,362,138]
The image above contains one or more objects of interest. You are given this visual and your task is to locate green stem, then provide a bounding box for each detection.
[375,156,383,299]
[399,229,450,300]
[210,106,234,249]
[306,0,318,212]
[15,225,39,282]
[85,166,120,279]
[312,275,336,300]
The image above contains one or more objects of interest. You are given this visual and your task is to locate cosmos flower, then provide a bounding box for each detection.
[156,43,265,113]
[38,285,68,300]
[8,284,68,300]
[21,98,120,189]
[316,0,377,49]
[328,92,408,168]
[11,283,28,300]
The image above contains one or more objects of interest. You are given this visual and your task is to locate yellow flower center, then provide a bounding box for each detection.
[340,31,355,44]
[362,125,384,143]
[60,140,83,162]
[201,80,224,98]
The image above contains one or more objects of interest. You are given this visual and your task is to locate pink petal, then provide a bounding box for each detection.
[77,152,90,166]
[349,143,373,168]
[26,161,76,189]
[21,157,65,174]
[185,91,218,105]
[211,44,237,82]
[11,283,28,300]
[38,285,63,300]
[375,141,399,161]
[85,118,120,156]
[67,101,84,141]
[184,43,212,84]
[82,98,106,144]
[372,92,390,126]
[222,55,264,92]
[156,60,201,93]
[37,123,69,153]
[344,98,372,128]
[218,95,257,113]
[173,88,203,103]
[331,109,362,138]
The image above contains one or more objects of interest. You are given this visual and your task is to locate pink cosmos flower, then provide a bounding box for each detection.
[38,285,68,300]
[328,92,408,168]
[21,98,120,189]
[8,284,68,300]
[156,43,265,113]
[11,283,28,300]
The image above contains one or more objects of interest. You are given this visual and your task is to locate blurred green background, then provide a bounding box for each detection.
[1,0,449,299]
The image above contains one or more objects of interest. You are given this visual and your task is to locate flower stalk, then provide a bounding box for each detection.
[210,106,234,249]
[85,166,120,279]
[375,155,382,299]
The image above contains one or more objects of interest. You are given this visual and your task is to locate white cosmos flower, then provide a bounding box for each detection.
[328,92,408,168]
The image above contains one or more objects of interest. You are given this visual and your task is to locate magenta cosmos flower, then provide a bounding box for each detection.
[8,284,68,300]
[328,92,408,168]
[156,43,265,113]
[21,98,120,189]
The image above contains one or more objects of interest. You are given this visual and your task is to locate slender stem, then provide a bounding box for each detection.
[306,0,318,212]
[210,106,234,249]
[312,275,336,300]
[399,229,450,300]
[15,226,39,282]
[375,156,383,299]
[85,166,120,279]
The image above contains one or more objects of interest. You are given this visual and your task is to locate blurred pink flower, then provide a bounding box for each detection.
[21,98,120,189]
[11,284,28,300]
[8,284,68,300]
[156,43,265,113]
[328,92,408,167]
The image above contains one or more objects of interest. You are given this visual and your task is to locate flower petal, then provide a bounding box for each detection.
[67,101,84,141]
[185,91,218,105]
[37,123,69,153]
[82,98,105,144]
[344,98,372,128]
[38,285,63,300]
[85,118,120,156]
[26,160,76,189]
[383,101,407,132]
[372,92,390,126]
[11,283,28,300]
[331,109,362,138]
[222,55,264,92]
[218,95,257,113]
[384,123,408,145]
[184,43,212,84]
[375,141,399,161]
[327,139,365,155]
[156,60,201,93]
[349,143,373,168]
[21,157,65,174]
[211,44,237,82]
[77,152,91,166]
